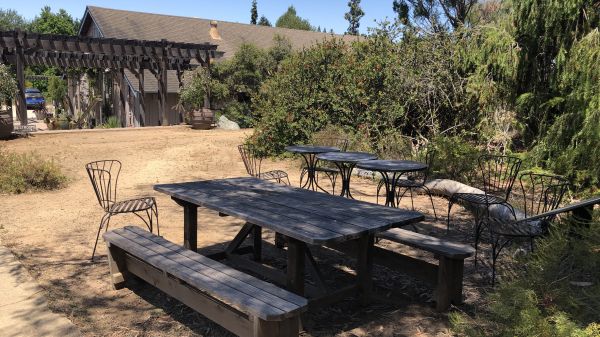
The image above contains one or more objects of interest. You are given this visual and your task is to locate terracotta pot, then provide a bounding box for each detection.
[191,108,215,130]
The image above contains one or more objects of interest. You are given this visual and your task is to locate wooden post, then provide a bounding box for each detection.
[436,256,464,311]
[138,67,146,126]
[106,243,128,289]
[286,238,305,296]
[171,197,199,252]
[118,68,127,127]
[157,39,169,126]
[356,233,374,305]
[253,316,299,337]
[14,31,27,125]
[252,226,262,262]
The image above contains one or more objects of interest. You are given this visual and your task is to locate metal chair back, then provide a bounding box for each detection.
[311,136,349,151]
[403,148,435,184]
[478,154,522,201]
[86,160,121,212]
[519,173,570,226]
[238,144,263,178]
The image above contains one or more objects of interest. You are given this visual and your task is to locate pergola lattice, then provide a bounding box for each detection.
[0,30,217,125]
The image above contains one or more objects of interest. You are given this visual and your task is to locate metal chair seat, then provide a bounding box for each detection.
[258,170,289,182]
[110,197,156,214]
[451,192,509,206]
[395,178,422,188]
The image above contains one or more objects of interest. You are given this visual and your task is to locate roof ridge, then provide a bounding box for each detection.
[86,5,347,38]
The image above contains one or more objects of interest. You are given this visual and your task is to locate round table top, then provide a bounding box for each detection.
[316,151,377,163]
[285,145,341,154]
[356,159,427,172]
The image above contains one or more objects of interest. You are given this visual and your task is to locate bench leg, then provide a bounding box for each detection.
[106,243,128,290]
[436,256,464,311]
[253,317,299,337]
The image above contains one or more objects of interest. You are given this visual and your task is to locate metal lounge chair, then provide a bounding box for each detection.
[86,160,159,260]
[238,144,290,185]
[488,173,569,284]
[447,154,522,263]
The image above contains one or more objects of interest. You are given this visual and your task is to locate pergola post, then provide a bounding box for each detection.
[157,40,168,126]
[118,68,127,127]
[14,32,26,125]
[138,68,146,126]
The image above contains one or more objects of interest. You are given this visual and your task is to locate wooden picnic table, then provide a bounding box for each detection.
[154,177,424,306]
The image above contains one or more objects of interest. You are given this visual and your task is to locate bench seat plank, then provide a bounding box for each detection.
[104,227,307,320]
[377,228,474,259]
[125,226,307,308]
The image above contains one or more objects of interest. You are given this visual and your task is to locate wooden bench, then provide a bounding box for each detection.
[103,226,308,337]
[375,228,474,311]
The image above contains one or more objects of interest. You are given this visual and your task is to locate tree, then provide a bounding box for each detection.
[0,64,17,105]
[258,15,272,26]
[344,0,364,35]
[392,0,477,31]
[275,6,313,31]
[250,0,258,24]
[0,8,27,31]
[29,6,79,35]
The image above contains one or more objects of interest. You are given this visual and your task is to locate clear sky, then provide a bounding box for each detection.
[4,1,399,35]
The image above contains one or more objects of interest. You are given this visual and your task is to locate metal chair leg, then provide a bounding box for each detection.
[447,199,456,233]
[92,213,111,261]
[421,186,437,220]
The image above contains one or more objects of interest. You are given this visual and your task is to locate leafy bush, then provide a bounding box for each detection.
[0,148,67,194]
[451,219,600,337]
[430,135,481,184]
[99,116,121,129]
[250,31,474,156]
[0,64,16,104]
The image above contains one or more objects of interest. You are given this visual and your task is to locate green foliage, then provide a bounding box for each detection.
[0,8,26,30]
[99,116,121,129]
[258,15,272,27]
[29,6,79,35]
[275,6,313,31]
[180,38,292,128]
[0,148,67,194]
[392,0,478,31]
[46,76,67,105]
[430,135,480,184]
[250,0,258,25]
[533,29,600,190]
[0,64,16,104]
[251,31,472,156]
[344,0,364,35]
[451,220,600,336]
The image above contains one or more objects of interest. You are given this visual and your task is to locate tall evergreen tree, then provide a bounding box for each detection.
[275,6,313,31]
[258,15,272,26]
[250,0,258,25]
[29,6,79,35]
[0,9,27,31]
[344,0,364,35]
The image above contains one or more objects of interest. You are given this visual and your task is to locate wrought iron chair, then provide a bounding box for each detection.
[299,137,349,194]
[86,160,159,260]
[447,154,522,262]
[238,144,290,184]
[488,173,569,284]
[376,149,438,219]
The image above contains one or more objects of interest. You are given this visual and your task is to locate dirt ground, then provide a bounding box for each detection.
[0,127,486,337]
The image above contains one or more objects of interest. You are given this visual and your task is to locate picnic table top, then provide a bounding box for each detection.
[154,177,424,245]
[356,160,427,173]
[284,145,341,154]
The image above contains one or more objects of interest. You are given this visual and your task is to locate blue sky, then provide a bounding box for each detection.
[4,1,399,35]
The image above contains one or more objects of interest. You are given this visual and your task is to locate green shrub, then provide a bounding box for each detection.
[451,220,600,337]
[430,135,481,184]
[99,116,121,129]
[0,148,67,194]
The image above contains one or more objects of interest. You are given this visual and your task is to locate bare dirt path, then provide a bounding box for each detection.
[0,127,476,337]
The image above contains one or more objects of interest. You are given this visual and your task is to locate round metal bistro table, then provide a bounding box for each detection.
[356,160,427,207]
[285,145,340,192]
[316,151,377,199]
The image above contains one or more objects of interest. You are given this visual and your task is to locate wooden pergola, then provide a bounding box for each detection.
[0,30,217,125]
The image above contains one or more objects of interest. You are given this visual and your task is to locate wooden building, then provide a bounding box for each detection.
[78,6,357,127]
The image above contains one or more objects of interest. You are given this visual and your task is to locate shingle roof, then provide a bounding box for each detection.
[85,6,358,59]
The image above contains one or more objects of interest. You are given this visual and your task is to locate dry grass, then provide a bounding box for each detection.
[0,126,482,337]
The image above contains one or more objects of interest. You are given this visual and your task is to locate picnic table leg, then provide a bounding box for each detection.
[356,233,374,305]
[286,237,305,296]
[252,225,262,262]
[172,197,198,252]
